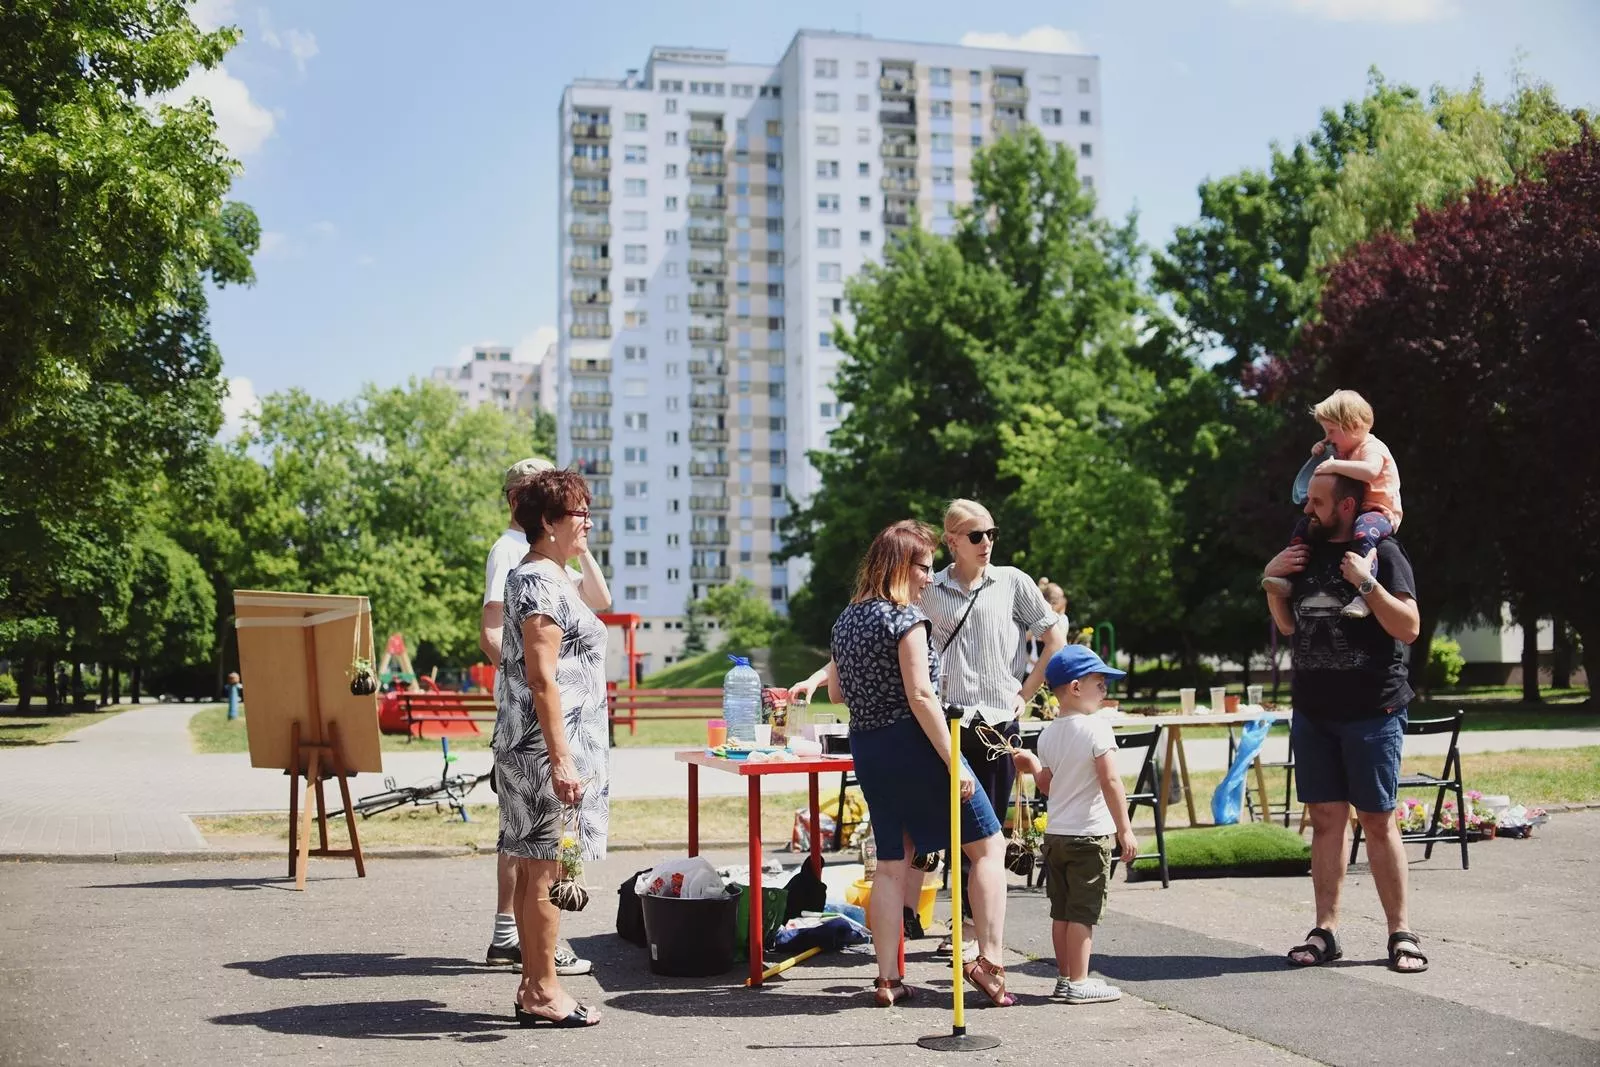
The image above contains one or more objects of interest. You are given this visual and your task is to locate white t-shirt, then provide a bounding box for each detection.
[483,529,584,606]
[1035,714,1117,837]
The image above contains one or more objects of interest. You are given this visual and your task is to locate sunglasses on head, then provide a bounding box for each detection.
[964,528,999,545]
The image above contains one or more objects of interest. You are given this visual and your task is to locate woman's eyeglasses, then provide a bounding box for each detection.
[566,510,592,521]
[964,528,999,545]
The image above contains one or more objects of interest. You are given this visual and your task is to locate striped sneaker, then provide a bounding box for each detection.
[1053,977,1121,1004]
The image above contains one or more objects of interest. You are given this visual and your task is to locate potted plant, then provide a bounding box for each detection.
[1005,810,1045,877]
[549,831,590,912]
[348,656,377,696]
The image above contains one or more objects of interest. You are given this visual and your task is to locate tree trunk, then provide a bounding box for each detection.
[44,657,59,711]
[1519,598,1542,704]
[71,661,84,708]
[130,664,142,705]
[17,658,35,710]
[1551,618,1573,690]
[1576,622,1600,710]
[112,666,122,704]
[99,664,110,707]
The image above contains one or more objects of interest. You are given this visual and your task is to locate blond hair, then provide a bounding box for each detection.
[942,498,993,534]
[1311,390,1375,433]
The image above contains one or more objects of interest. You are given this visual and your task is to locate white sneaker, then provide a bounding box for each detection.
[1260,576,1293,596]
[1054,977,1122,1004]
[554,945,593,976]
[1340,597,1371,619]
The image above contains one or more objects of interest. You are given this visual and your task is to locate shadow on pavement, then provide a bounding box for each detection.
[86,876,305,891]
[1083,950,1289,982]
[210,999,511,1042]
[226,952,487,980]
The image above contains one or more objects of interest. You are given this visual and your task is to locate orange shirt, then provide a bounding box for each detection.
[1349,435,1402,528]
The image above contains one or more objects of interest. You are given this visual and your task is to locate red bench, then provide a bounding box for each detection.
[607,685,724,744]
[379,692,497,740]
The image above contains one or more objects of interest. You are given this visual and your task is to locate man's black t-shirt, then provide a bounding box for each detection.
[1289,538,1417,721]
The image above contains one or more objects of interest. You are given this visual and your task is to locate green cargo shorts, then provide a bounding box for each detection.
[1041,833,1113,926]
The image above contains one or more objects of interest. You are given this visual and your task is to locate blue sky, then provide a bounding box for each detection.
[190,0,1600,428]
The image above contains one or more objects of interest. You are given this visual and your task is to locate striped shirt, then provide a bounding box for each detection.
[919,564,1062,718]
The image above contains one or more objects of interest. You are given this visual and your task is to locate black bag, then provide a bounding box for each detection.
[616,867,654,946]
[783,863,827,921]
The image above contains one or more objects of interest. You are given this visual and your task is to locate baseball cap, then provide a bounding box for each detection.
[1045,645,1126,689]
[503,456,553,494]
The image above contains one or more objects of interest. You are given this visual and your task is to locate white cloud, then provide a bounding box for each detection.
[257,231,289,257]
[958,26,1088,54]
[164,65,276,157]
[356,253,377,267]
[189,0,239,32]
[258,11,319,73]
[513,326,559,365]
[309,220,338,238]
[1234,0,1458,22]
[219,376,261,440]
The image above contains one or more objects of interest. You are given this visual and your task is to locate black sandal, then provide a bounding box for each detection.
[1288,926,1343,966]
[514,1001,600,1027]
[1387,931,1429,973]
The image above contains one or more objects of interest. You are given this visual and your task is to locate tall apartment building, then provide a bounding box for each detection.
[432,345,550,414]
[558,30,1102,669]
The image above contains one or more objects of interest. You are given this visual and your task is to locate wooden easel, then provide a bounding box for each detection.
[285,617,365,890]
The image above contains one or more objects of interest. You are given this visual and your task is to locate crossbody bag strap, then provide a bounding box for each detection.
[940,579,990,654]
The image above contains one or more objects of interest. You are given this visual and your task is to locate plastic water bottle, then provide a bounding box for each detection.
[722,655,763,744]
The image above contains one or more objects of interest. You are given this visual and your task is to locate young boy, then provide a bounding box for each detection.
[1011,645,1138,1004]
[1263,388,1403,618]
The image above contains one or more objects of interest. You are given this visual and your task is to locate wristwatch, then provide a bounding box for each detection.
[1358,577,1377,595]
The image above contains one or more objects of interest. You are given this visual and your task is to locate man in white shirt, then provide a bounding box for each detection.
[479,458,612,974]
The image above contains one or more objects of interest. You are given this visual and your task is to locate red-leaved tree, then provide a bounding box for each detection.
[1290,133,1600,700]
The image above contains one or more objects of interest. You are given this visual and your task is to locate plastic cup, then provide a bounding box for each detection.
[1209,687,1227,715]
[1179,688,1196,714]
[753,723,773,746]
[706,719,728,748]
[1224,694,1240,714]
[1246,684,1264,706]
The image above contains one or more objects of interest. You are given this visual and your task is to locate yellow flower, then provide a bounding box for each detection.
[1033,815,1047,833]
[560,834,576,849]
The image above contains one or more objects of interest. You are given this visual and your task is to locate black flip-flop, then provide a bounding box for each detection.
[515,1002,600,1028]
[1288,926,1343,966]
[1387,931,1429,973]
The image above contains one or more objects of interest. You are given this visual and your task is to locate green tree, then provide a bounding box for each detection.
[680,595,709,657]
[700,579,782,656]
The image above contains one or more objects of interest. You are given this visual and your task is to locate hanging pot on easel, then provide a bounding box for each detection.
[349,664,377,696]
[1004,839,1036,877]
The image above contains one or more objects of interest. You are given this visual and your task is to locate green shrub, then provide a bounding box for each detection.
[1427,636,1466,689]
[0,672,15,702]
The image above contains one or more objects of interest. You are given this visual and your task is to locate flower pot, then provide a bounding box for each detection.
[349,669,377,696]
[1004,840,1036,877]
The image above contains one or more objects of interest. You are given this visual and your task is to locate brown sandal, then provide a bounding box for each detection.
[963,956,1016,1008]
[872,976,914,1007]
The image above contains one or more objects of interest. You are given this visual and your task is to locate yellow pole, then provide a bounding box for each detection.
[745,946,822,985]
[948,712,965,1035]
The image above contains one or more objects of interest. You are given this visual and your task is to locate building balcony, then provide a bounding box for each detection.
[599,563,614,579]
[992,83,1029,104]
[570,256,612,274]
[688,292,729,309]
[991,115,1024,134]
[689,426,729,443]
[570,188,612,207]
[569,426,612,442]
[572,357,612,373]
[690,530,731,546]
[575,459,613,476]
[570,323,612,339]
[688,327,730,344]
[689,395,730,412]
[570,156,611,175]
[590,494,614,510]
[570,121,612,141]
[688,160,728,178]
[688,226,728,246]
[880,141,918,159]
[689,461,729,477]
[691,565,732,581]
[570,391,613,407]
[882,209,910,227]
[688,260,728,277]
[687,128,726,146]
[588,529,614,545]
[569,222,612,239]
[690,495,730,511]
[879,109,916,126]
[570,290,612,306]
[880,176,920,193]
[687,361,727,378]
[687,193,728,211]
[879,75,917,96]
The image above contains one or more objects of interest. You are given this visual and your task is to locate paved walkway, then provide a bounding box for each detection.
[0,704,1595,855]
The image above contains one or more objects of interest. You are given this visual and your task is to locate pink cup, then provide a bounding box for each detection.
[706,719,728,748]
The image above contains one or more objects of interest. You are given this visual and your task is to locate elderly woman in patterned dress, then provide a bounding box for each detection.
[496,468,609,1028]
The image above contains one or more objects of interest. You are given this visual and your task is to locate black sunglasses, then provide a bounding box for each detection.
[964,528,999,545]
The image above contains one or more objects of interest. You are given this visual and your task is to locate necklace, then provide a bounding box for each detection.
[531,547,565,567]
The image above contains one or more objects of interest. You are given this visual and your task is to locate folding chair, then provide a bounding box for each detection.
[1349,710,1469,870]
[1108,727,1169,889]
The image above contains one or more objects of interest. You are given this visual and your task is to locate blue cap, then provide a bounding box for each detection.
[1045,645,1126,689]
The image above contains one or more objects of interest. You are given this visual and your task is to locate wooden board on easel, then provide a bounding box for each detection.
[233,590,380,889]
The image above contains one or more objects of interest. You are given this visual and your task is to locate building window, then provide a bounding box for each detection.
[625,113,647,131]
[816,160,839,179]
[859,195,871,211]
[623,585,648,601]
[665,131,678,146]
[623,210,647,230]
[624,481,648,499]
[625,277,647,294]
[624,345,647,361]
[817,295,842,316]
[931,100,953,118]
[856,127,871,144]
[818,331,834,349]
[667,568,681,582]
[665,262,678,277]
[855,94,869,111]
[624,310,648,328]
[859,229,872,245]
[665,98,678,114]
[766,119,782,137]
[930,67,951,87]
[970,69,982,86]
[815,91,839,112]
[1080,109,1092,125]
[623,516,648,533]
[665,229,678,244]
[814,58,838,78]
[1040,108,1062,126]
[1078,77,1092,93]
[665,328,678,343]
[971,134,983,149]
[1079,143,1092,159]
[665,195,678,210]
[624,245,647,264]
[819,402,835,418]
[1082,174,1094,190]
[625,550,649,566]
[1039,74,1061,94]
[624,144,647,163]
[665,295,679,311]
[857,161,869,177]
[815,125,839,145]
[930,132,953,150]
[818,263,841,282]
[624,446,648,463]
[817,228,840,248]
[624,412,648,430]
[665,163,678,178]
[666,533,680,547]
[933,165,954,184]
[817,193,840,212]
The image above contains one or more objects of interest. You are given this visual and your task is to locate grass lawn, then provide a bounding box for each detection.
[0,704,133,747]
[194,790,815,849]
[1130,823,1310,877]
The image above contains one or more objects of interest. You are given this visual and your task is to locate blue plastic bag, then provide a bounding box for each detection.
[1211,719,1272,825]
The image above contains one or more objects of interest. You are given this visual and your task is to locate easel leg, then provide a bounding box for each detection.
[328,721,366,878]
[288,722,301,879]
[314,769,329,854]
[296,748,319,892]
[1158,727,1177,827]
[1252,756,1272,824]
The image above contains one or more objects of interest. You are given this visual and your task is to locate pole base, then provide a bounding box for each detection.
[917,1033,1001,1052]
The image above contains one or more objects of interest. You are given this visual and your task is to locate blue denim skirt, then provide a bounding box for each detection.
[849,715,1001,861]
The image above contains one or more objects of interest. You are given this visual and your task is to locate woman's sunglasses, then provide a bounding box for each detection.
[964,528,999,545]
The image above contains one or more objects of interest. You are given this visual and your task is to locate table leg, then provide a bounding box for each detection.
[687,763,699,857]
[1158,727,1178,826]
[807,772,822,877]
[1174,727,1198,827]
[747,775,763,988]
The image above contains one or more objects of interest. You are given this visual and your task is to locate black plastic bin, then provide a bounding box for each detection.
[640,885,741,977]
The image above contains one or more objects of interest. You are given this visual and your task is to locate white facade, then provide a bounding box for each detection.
[557,30,1103,662]
[432,345,544,413]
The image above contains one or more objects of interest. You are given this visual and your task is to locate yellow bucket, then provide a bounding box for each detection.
[845,877,937,933]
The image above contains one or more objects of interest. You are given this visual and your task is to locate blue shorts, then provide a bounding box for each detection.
[849,716,1002,861]
[1291,708,1407,814]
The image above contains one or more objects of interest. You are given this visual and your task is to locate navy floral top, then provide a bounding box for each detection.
[831,599,943,732]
